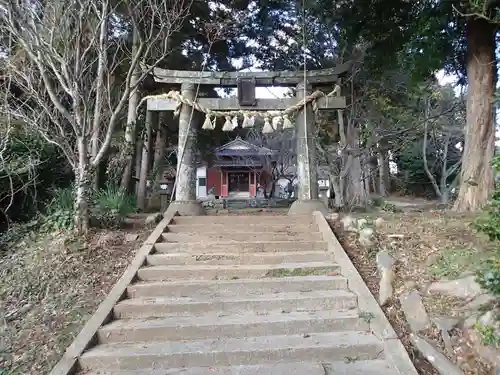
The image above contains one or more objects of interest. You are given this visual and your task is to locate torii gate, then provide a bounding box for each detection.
[145,64,350,216]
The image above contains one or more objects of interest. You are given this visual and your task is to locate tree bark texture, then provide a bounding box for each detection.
[453,17,496,211]
[120,25,141,192]
[377,151,390,196]
[90,0,109,191]
[344,124,368,207]
[137,111,156,210]
[74,136,91,234]
[152,112,171,183]
[134,138,143,195]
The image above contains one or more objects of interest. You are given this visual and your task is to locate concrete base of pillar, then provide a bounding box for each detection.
[165,200,205,217]
[288,199,328,216]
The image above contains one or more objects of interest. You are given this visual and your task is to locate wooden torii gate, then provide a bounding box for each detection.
[146,64,350,216]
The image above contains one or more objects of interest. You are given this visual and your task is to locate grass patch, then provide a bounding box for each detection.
[473,323,500,347]
[428,247,483,279]
[265,266,338,278]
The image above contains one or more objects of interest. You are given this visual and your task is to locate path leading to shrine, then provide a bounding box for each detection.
[50,211,417,375]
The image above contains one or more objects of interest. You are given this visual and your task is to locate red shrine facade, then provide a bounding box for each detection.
[196,138,275,199]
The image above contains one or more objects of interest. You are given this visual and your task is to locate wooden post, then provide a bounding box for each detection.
[165,82,204,216]
[288,82,327,215]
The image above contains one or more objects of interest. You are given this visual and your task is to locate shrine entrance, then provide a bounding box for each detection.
[228,172,250,197]
[143,63,350,216]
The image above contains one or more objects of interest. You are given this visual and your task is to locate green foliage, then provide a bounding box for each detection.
[90,184,136,229]
[381,202,398,213]
[0,129,72,228]
[473,154,500,297]
[43,187,75,231]
[428,247,481,279]
[473,322,500,347]
[473,155,500,242]
[39,183,137,232]
[476,259,500,296]
[371,197,385,207]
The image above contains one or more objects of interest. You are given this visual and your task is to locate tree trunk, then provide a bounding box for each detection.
[344,124,368,207]
[453,17,496,212]
[422,106,443,200]
[134,137,143,196]
[363,153,371,198]
[377,150,390,196]
[137,111,156,210]
[148,114,169,209]
[152,112,170,183]
[331,175,344,208]
[74,136,91,234]
[90,0,109,191]
[120,25,141,192]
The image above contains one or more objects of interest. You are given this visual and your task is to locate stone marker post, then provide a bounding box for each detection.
[288,82,327,215]
[165,82,204,216]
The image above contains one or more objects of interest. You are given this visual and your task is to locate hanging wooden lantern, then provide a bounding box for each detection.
[237,78,256,106]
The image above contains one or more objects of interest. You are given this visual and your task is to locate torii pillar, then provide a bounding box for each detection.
[288,81,328,216]
[165,82,205,216]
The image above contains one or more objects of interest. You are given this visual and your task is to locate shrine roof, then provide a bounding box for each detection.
[215,137,275,156]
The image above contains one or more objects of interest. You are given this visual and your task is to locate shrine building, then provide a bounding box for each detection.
[195,137,275,199]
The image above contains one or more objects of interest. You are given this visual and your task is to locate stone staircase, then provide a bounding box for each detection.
[78,214,414,375]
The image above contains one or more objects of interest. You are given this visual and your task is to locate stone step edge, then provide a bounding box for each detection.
[166,223,317,228]
[157,240,327,245]
[114,290,358,318]
[139,261,340,271]
[145,251,333,266]
[126,275,348,297]
[97,310,368,344]
[153,241,328,253]
[80,331,384,370]
[119,289,356,305]
[161,232,322,238]
[81,360,398,375]
[100,309,363,331]
[129,274,347,287]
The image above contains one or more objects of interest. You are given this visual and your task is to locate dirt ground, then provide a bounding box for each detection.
[331,209,497,375]
[0,215,152,375]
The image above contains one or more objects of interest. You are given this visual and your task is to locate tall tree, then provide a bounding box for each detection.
[452,11,496,210]
[0,0,190,233]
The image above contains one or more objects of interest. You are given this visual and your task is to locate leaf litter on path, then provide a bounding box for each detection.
[330,210,495,375]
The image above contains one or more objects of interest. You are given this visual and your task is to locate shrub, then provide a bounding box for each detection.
[474,154,500,298]
[42,183,137,231]
[371,196,385,207]
[90,184,136,229]
[476,259,500,296]
[44,187,75,230]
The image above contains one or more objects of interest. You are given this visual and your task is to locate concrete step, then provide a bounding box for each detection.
[114,289,358,318]
[146,251,334,266]
[79,331,384,370]
[154,240,328,253]
[161,231,322,242]
[127,275,348,298]
[171,215,314,225]
[98,310,368,344]
[81,360,399,375]
[137,262,341,281]
[166,223,316,233]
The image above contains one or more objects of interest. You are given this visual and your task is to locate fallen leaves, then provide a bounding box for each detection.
[0,226,151,375]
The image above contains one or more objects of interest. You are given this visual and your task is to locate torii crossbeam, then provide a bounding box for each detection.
[145,64,350,216]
